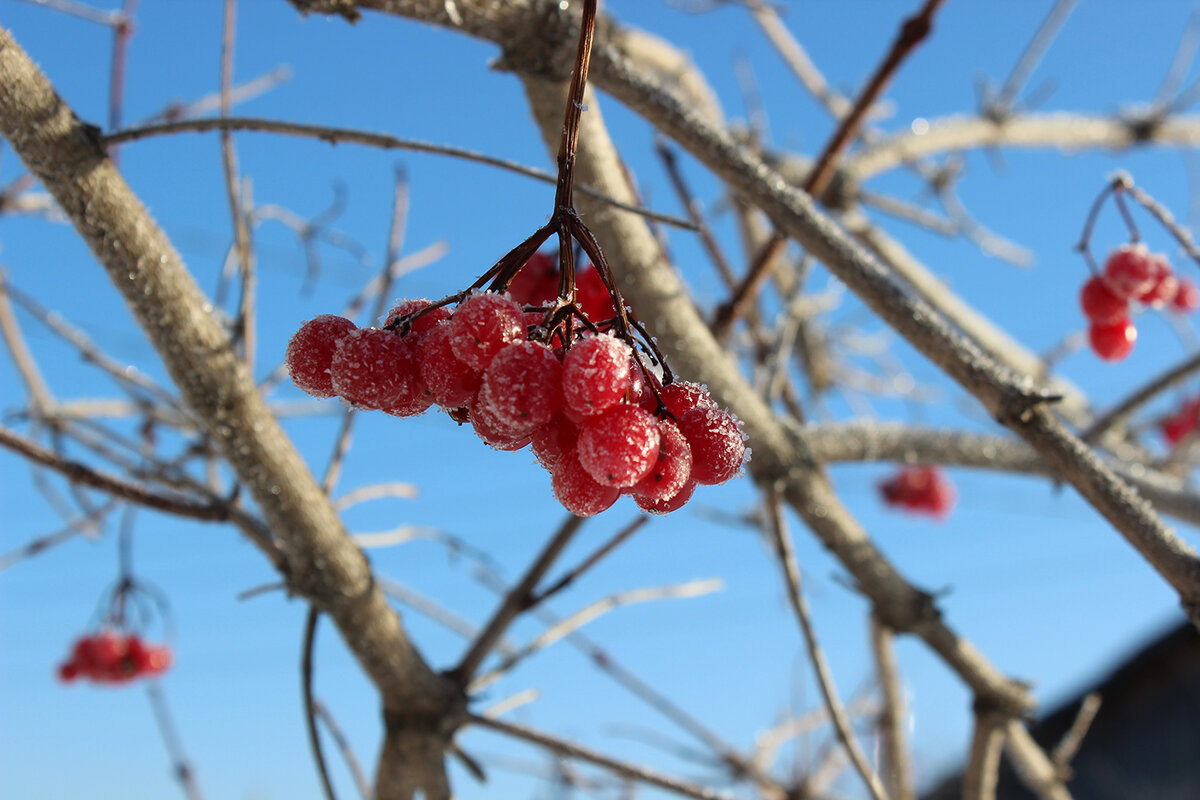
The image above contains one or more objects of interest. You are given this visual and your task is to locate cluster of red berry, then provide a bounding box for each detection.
[1161,396,1200,447]
[878,466,955,518]
[1080,244,1199,361]
[286,284,747,517]
[57,630,172,685]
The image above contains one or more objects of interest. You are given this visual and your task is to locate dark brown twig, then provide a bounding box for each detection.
[713,0,946,336]
[302,607,339,800]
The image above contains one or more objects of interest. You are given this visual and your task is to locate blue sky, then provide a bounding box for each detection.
[1,1,1197,798]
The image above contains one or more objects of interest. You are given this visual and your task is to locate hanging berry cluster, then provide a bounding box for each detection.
[878,465,955,519]
[1079,244,1196,361]
[1075,174,1200,361]
[286,277,747,517]
[58,630,172,685]
[285,0,746,518]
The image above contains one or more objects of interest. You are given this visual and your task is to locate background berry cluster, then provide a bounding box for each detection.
[1080,243,1198,361]
[57,631,172,685]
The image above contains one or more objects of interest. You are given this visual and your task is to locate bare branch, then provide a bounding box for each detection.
[763,486,890,800]
[103,117,698,231]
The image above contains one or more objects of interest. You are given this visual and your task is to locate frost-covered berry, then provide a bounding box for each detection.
[562,334,631,418]
[286,315,357,398]
[330,327,419,409]
[677,407,746,485]
[635,479,696,515]
[630,418,692,505]
[531,415,579,473]
[660,381,718,420]
[385,298,452,334]
[477,341,563,437]
[470,390,533,451]
[419,322,482,409]
[577,405,660,488]
[449,292,527,370]
[552,451,620,517]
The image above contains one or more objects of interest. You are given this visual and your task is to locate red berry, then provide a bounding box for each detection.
[1173,278,1200,313]
[660,381,718,420]
[449,292,527,370]
[286,315,357,398]
[562,335,632,419]
[576,265,615,321]
[577,405,660,488]
[1088,317,1137,362]
[1161,398,1200,447]
[57,662,79,682]
[1103,244,1158,299]
[384,298,451,334]
[1079,276,1127,324]
[879,466,954,518]
[552,451,620,517]
[531,415,579,473]
[676,407,746,485]
[330,327,420,409]
[419,322,482,409]
[635,479,696,515]
[630,419,693,505]
[469,391,533,451]
[507,250,559,306]
[477,341,563,436]
[1134,254,1177,307]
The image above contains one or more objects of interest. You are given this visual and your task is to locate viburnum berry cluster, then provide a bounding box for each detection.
[1079,243,1197,361]
[878,465,955,519]
[57,630,172,685]
[286,275,748,516]
[286,0,747,517]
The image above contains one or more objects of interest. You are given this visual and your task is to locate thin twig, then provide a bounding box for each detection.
[870,616,914,800]
[987,0,1077,118]
[313,700,373,800]
[145,681,205,800]
[302,608,339,800]
[532,516,649,604]
[1050,693,1102,776]
[0,424,238,523]
[451,514,585,683]
[472,578,723,691]
[468,714,742,800]
[1082,350,1200,443]
[103,117,697,230]
[763,485,889,800]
